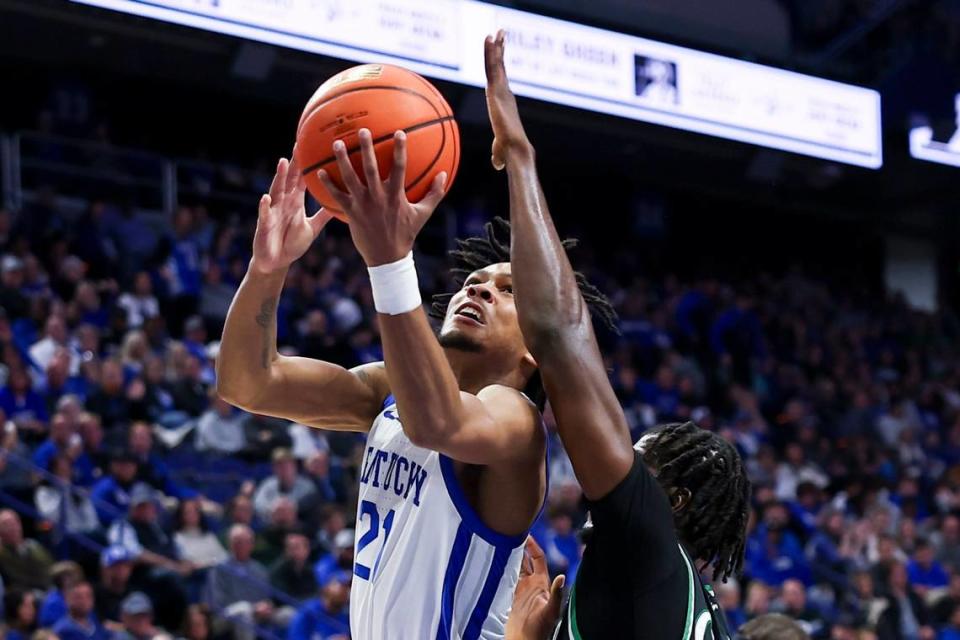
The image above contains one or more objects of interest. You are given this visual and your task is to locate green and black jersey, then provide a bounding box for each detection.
[555,451,732,640]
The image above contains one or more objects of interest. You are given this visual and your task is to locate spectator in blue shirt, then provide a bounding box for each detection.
[90,449,140,525]
[0,366,49,432]
[40,348,88,414]
[908,538,950,596]
[940,603,960,640]
[52,581,112,640]
[637,365,681,420]
[32,411,84,473]
[541,506,581,584]
[287,571,351,640]
[85,359,136,431]
[807,509,853,597]
[39,560,85,627]
[313,529,354,589]
[3,588,38,640]
[163,208,203,334]
[127,421,191,499]
[746,502,812,587]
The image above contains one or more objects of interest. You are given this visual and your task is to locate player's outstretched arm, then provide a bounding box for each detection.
[485,31,633,500]
[317,130,541,465]
[217,153,388,432]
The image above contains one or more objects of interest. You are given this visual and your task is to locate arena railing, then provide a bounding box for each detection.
[8,130,270,217]
[5,128,460,254]
[0,449,349,638]
[11,131,172,213]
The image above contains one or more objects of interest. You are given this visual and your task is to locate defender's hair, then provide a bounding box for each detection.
[428,217,618,409]
[641,422,751,582]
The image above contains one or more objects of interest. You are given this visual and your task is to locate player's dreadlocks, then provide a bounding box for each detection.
[640,421,751,582]
[429,217,618,409]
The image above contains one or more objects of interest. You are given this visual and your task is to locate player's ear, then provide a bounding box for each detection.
[669,487,692,514]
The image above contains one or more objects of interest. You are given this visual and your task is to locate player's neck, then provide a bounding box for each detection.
[443,347,526,395]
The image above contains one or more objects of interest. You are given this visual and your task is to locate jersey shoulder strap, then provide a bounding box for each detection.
[681,545,734,640]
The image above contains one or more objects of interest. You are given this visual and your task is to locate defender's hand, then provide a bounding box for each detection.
[318,128,446,267]
[250,151,333,276]
[505,537,565,640]
[484,30,533,170]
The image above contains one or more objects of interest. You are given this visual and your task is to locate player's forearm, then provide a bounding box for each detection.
[506,148,591,351]
[378,311,465,449]
[216,263,286,408]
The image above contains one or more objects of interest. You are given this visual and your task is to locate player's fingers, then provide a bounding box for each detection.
[307,208,335,236]
[547,575,566,618]
[524,536,549,577]
[483,33,503,84]
[387,131,408,195]
[332,139,365,195]
[415,171,447,214]
[269,158,287,202]
[357,129,383,192]
[317,170,352,211]
[285,147,302,194]
[257,194,272,223]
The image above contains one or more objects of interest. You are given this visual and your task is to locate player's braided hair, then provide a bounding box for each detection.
[641,421,751,582]
[429,217,618,409]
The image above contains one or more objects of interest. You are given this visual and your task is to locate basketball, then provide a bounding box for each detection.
[294,63,461,222]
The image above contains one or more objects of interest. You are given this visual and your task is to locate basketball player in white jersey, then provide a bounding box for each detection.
[217,132,552,637]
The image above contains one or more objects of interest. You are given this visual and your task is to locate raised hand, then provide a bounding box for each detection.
[317,128,446,267]
[505,536,565,640]
[484,30,533,170]
[250,151,333,276]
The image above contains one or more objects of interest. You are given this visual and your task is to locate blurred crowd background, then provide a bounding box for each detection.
[2,170,960,640]
[4,1,960,640]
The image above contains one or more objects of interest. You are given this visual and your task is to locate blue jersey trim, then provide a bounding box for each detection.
[435,522,473,640]
[439,454,528,549]
[382,394,396,411]
[462,544,513,640]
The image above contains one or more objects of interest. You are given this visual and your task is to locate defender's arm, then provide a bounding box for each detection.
[486,32,633,500]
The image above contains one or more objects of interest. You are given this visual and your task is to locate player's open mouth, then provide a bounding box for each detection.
[454,302,485,325]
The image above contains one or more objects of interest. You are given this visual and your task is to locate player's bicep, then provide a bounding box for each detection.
[246,358,387,432]
[430,386,541,466]
[537,326,634,500]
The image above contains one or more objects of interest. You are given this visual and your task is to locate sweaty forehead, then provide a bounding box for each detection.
[469,262,512,280]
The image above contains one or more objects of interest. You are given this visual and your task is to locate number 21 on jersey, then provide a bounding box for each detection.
[354,499,396,581]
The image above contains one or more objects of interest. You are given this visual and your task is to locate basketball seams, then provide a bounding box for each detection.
[300,116,455,177]
[297,85,444,137]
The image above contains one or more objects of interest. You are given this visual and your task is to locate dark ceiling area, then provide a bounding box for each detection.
[0,0,959,238]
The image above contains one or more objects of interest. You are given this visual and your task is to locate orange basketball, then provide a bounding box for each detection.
[294,64,460,222]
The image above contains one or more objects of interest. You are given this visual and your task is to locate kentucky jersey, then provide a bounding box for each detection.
[350,395,544,640]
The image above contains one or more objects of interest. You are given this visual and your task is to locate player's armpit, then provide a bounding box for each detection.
[228,358,388,433]
[536,327,635,501]
[422,384,543,466]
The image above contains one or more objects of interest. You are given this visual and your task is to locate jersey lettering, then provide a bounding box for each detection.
[359,445,429,506]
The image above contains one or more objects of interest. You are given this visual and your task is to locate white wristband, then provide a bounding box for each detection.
[367,252,422,315]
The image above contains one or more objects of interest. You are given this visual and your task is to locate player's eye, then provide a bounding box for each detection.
[499,285,513,294]
[463,278,480,288]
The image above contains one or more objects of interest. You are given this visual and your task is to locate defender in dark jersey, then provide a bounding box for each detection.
[480,32,752,640]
